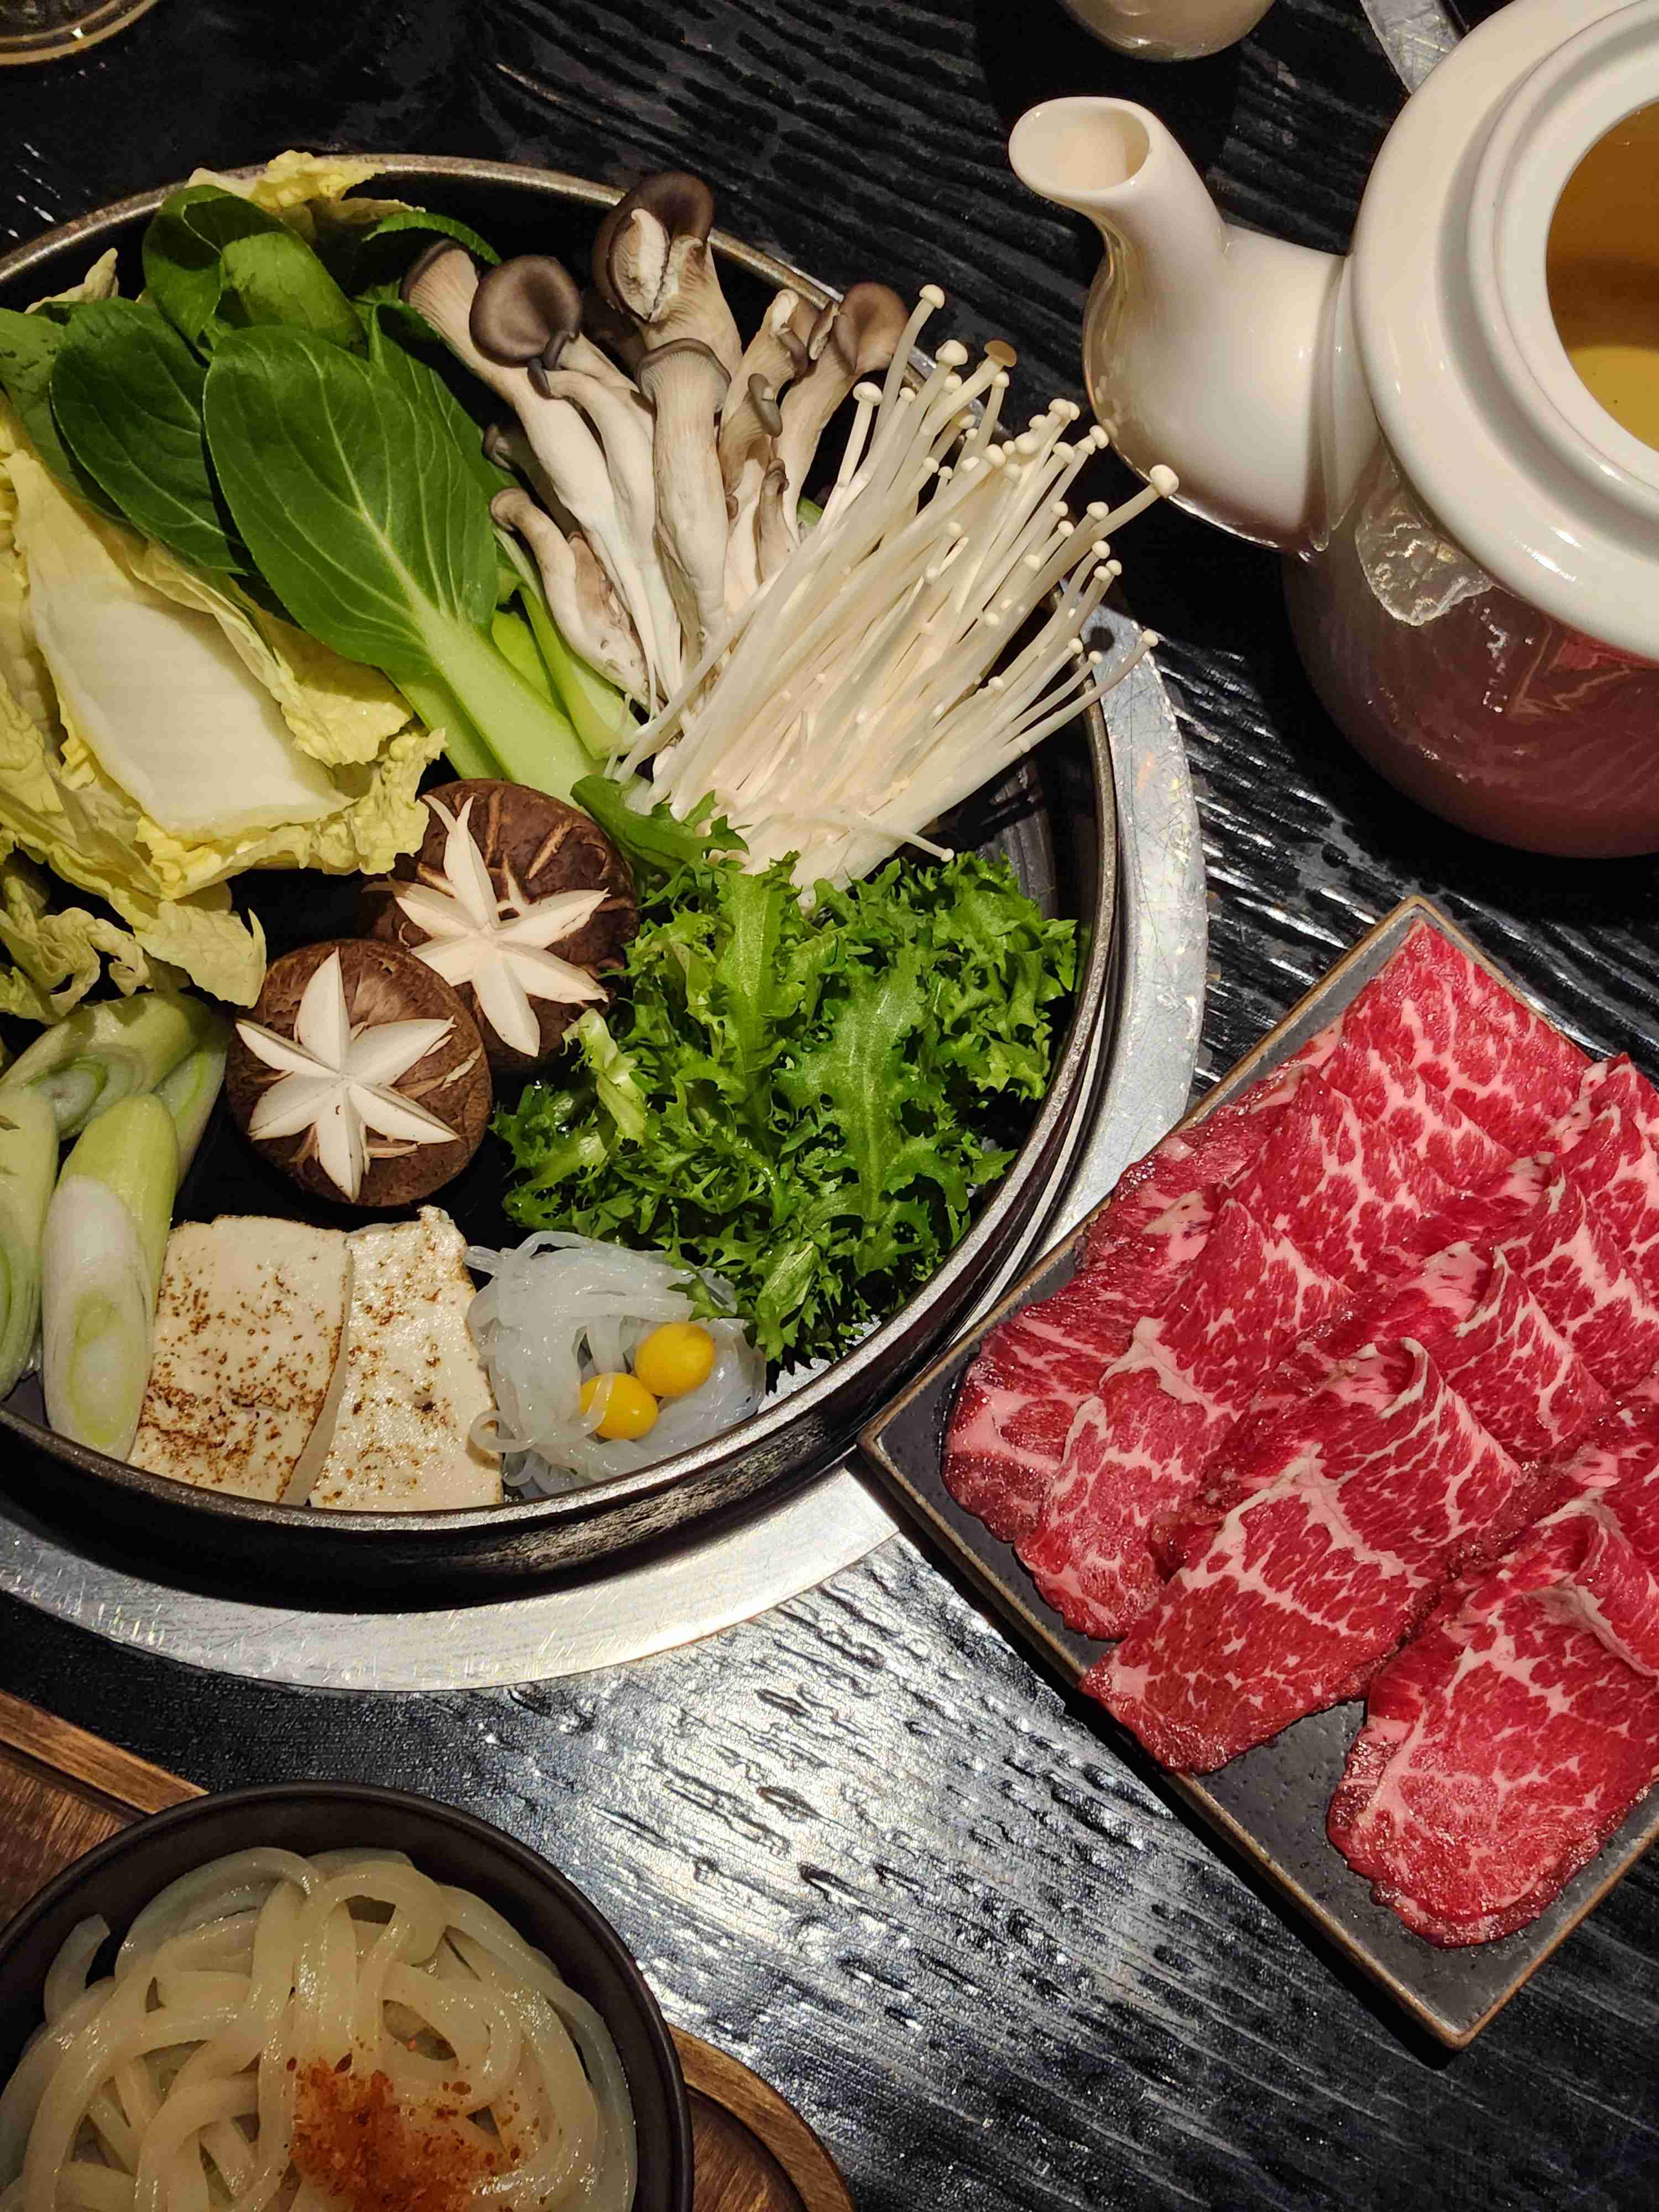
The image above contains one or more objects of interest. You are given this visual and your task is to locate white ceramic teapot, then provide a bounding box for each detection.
[1011,0,1659,857]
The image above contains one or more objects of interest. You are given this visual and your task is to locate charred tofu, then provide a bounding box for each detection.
[302,1207,499,1511]
[131,1219,352,1501]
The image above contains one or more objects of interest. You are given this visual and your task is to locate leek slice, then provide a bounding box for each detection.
[41,1094,179,1458]
[154,1018,229,1173]
[0,992,206,1139]
[0,1088,58,1397]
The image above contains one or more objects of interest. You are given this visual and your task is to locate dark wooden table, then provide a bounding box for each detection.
[3,4,1656,2206]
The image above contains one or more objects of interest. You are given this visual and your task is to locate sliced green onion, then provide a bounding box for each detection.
[41,1094,179,1458]
[0,1089,59,1397]
[0,992,204,1140]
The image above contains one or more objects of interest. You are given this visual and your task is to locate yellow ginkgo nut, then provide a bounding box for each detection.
[633,1322,717,1400]
[579,1370,659,1441]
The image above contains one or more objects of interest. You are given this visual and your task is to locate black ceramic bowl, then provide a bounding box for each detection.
[0,1781,693,2212]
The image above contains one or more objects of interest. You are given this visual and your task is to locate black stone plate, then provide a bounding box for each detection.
[860,895,1659,2046]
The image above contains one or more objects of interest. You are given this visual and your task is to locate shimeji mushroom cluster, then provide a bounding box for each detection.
[405,171,1175,891]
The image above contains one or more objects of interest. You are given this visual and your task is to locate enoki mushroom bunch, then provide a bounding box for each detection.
[619,306,1176,888]
[404,171,1176,890]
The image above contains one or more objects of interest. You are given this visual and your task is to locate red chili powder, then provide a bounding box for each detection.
[291,2059,499,2212]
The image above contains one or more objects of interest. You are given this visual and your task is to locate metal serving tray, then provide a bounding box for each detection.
[860,896,1659,2047]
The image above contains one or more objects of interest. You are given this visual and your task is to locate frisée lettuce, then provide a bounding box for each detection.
[496,797,1077,1364]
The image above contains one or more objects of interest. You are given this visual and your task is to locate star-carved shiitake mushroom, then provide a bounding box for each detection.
[227,941,489,1209]
[364,780,638,1076]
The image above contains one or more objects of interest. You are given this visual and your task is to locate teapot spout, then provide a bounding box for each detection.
[1010,97,1376,552]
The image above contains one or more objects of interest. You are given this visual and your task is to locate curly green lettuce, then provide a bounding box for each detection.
[495,805,1077,1364]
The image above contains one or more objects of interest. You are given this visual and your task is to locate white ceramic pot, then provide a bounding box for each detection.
[1013,0,1659,854]
[1057,0,1275,62]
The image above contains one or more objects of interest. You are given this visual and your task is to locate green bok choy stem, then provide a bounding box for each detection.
[497,536,633,760]
[41,1094,178,1458]
[0,1089,59,1397]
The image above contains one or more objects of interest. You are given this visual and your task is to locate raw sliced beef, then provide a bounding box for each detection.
[1410,1149,1554,1260]
[1191,1246,1607,1553]
[1222,1073,1448,1289]
[1498,1167,1659,1391]
[1551,1373,1659,1557]
[1087,1063,1311,1255]
[1553,1053,1659,1154]
[942,1190,1214,1541]
[1333,924,1589,1154]
[1550,1096,1659,1298]
[1329,1497,1659,1944]
[1090,1343,1524,1771]
[1314,1036,1507,1192]
[1015,1200,1341,1637]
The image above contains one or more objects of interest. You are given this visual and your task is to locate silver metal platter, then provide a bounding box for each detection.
[0,609,1204,1689]
[1361,0,1458,90]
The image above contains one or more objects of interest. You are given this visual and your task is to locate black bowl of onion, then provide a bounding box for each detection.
[0,1782,692,2212]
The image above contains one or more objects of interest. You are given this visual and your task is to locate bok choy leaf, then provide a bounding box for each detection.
[0,309,121,515]
[202,326,591,797]
[41,1093,178,1458]
[140,184,289,351]
[51,300,245,574]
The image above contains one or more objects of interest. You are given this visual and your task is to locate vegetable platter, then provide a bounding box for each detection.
[0,153,1151,1589]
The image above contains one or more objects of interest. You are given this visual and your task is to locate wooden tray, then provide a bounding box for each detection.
[0,1693,853,2210]
[861,895,1659,2048]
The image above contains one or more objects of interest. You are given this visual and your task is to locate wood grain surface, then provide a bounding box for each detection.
[0,1703,853,2211]
[0,1689,200,1925]
[1,4,1657,2209]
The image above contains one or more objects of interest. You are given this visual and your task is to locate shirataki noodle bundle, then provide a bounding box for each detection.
[0,1848,636,2212]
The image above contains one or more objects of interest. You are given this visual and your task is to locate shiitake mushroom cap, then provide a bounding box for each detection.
[226,938,491,1210]
[362,781,639,1076]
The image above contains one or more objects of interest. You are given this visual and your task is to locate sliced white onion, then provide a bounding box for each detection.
[466,1233,766,1491]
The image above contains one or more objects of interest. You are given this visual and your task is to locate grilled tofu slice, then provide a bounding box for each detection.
[302,1207,499,1512]
[131,1219,352,1501]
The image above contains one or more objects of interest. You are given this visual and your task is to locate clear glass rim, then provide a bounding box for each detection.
[0,0,160,67]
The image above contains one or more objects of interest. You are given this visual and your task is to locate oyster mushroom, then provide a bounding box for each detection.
[466,254,638,397]
[754,458,795,585]
[535,366,682,694]
[721,288,810,426]
[775,283,910,531]
[403,243,661,659]
[593,173,743,377]
[491,488,650,702]
[469,254,585,388]
[365,780,638,1074]
[582,286,648,375]
[227,941,489,1209]
[637,338,731,658]
[719,374,784,611]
